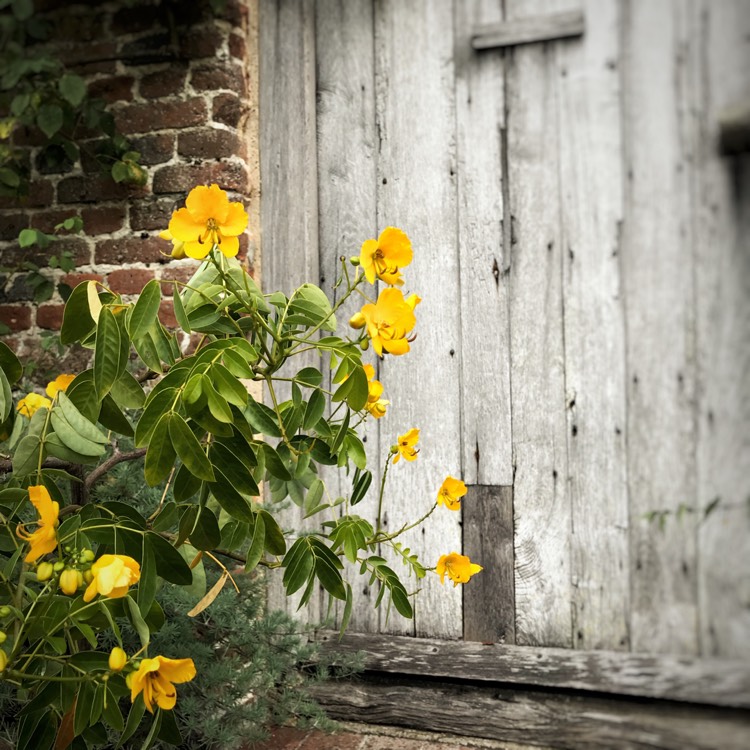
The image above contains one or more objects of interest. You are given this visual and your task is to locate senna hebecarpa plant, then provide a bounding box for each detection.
[0,184,483,749]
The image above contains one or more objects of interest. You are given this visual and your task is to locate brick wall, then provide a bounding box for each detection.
[0,0,258,371]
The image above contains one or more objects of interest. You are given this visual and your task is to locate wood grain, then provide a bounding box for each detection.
[472,9,585,50]
[316,631,750,708]
[313,676,750,750]
[454,0,514,487]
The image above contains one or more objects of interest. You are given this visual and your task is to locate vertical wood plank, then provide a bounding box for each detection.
[463,486,515,644]
[375,0,462,638]
[315,0,380,633]
[557,0,630,650]
[506,0,574,648]
[454,0,513,488]
[694,0,750,658]
[621,0,699,654]
[259,0,321,623]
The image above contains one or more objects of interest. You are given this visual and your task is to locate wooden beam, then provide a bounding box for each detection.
[471,10,585,51]
[312,676,750,750]
[316,631,750,709]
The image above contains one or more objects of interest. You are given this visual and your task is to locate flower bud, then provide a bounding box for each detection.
[81,549,95,563]
[405,293,421,311]
[59,569,81,596]
[0,631,6,644]
[349,256,361,266]
[0,650,6,672]
[349,312,366,329]
[36,562,54,582]
[390,444,399,455]
[0,606,10,618]
[108,647,127,672]
[171,241,186,260]
[82,569,93,584]
[53,561,65,572]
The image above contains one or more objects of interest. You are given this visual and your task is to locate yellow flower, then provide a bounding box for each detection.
[45,374,75,399]
[348,312,366,329]
[59,568,83,596]
[127,655,196,713]
[436,552,483,587]
[16,485,59,563]
[158,229,186,259]
[437,476,467,511]
[109,647,127,672]
[393,428,419,464]
[360,227,412,286]
[16,393,52,418]
[363,364,389,419]
[0,650,6,672]
[360,288,419,357]
[82,554,141,602]
[168,184,248,260]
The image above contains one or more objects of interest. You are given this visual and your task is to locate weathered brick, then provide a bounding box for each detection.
[113,98,207,135]
[80,206,125,234]
[158,299,177,328]
[30,209,81,234]
[160,265,196,295]
[61,273,103,289]
[221,0,248,26]
[139,66,188,99]
[111,4,166,35]
[178,27,223,59]
[35,144,75,175]
[130,133,175,166]
[27,180,55,208]
[0,304,31,331]
[47,11,106,43]
[96,236,167,265]
[152,162,249,194]
[130,198,176,232]
[54,238,92,266]
[228,32,246,61]
[4,275,35,302]
[58,41,118,75]
[120,33,172,66]
[177,129,240,160]
[11,125,45,147]
[212,94,243,128]
[88,75,135,103]
[107,268,155,294]
[0,214,28,241]
[2,238,90,268]
[57,175,133,204]
[36,304,65,330]
[300,731,362,750]
[190,63,245,94]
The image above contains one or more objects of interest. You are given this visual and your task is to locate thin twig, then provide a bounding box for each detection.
[84,449,147,490]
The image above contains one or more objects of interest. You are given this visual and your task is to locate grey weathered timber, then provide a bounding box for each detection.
[558,0,629,651]
[621,0,699,655]
[718,101,750,155]
[316,630,750,708]
[259,0,321,624]
[463,486,515,643]
[374,0,462,638]
[694,0,750,658]
[472,9,585,50]
[454,0,513,487]
[312,677,750,750]
[506,0,572,648]
[315,0,380,633]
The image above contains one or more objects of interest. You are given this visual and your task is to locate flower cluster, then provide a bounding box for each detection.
[16,372,75,418]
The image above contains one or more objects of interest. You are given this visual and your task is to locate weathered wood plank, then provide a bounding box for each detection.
[317,631,750,708]
[312,676,750,750]
[557,0,629,651]
[454,0,513,487]
[694,0,750,658]
[259,0,320,624]
[472,10,585,51]
[506,0,573,648]
[463,486,515,643]
[374,0,462,638]
[315,0,380,633]
[620,0,699,654]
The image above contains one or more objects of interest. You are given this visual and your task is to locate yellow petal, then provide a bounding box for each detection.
[169,207,205,243]
[216,234,239,258]
[155,656,196,684]
[383,338,410,356]
[183,240,212,260]
[378,227,413,268]
[219,201,248,236]
[185,184,230,224]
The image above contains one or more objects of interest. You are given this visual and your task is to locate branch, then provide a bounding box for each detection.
[0,458,74,474]
[84,449,147,490]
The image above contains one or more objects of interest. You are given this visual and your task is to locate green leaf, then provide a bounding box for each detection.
[137,533,157,617]
[222,348,253,378]
[303,389,326,430]
[172,283,190,332]
[259,509,286,555]
[345,365,368,412]
[245,398,282,437]
[147,532,192,585]
[133,332,162,374]
[209,468,254,522]
[169,414,214,481]
[128,279,161,340]
[0,369,11,422]
[64,370,99,422]
[244,512,265,572]
[208,441,259,497]
[0,341,22,384]
[351,470,372,506]
[189,507,221,551]
[203,378,233,423]
[173,464,202,502]
[13,433,42,477]
[116,697,146,749]
[135,387,178,447]
[211,363,247,407]
[59,73,87,107]
[58,392,107,444]
[94,307,127,399]
[110,370,146,409]
[60,281,97,345]
[282,538,315,596]
[262,443,292,481]
[124,595,150,648]
[98,394,134,437]
[11,0,33,21]
[296,367,323,388]
[102,688,124,732]
[75,682,95,737]
[37,104,63,139]
[50,410,106,458]
[144,413,176,486]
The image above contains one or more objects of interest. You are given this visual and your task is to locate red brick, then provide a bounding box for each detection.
[190,63,245,94]
[58,41,118,75]
[111,4,166,35]
[130,133,175,166]
[158,299,177,328]
[120,32,172,65]
[107,268,155,295]
[36,304,65,330]
[0,214,28,241]
[54,238,91,266]
[300,731,362,750]
[80,206,126,234]
[96,237,167,265]
[130,199,176,232]
[27,180,55,208]
[212,93,243,128]
[160,265,196,295]
[57,175,133,204]
[152,162,249,195]
[252,727,309,750]
[178,27,223,59]
[61,273,103,289]
[139,66,188,99]
[11,125,45,147]
[46,10,106,43]
[1,238,90,268]
[229,33,246,61]
[0,304,31,331]
[113,98,208,135]
[88,75,135,103]
[177,129,240,160]
[221,0,249,26]
[30,209,81,234]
